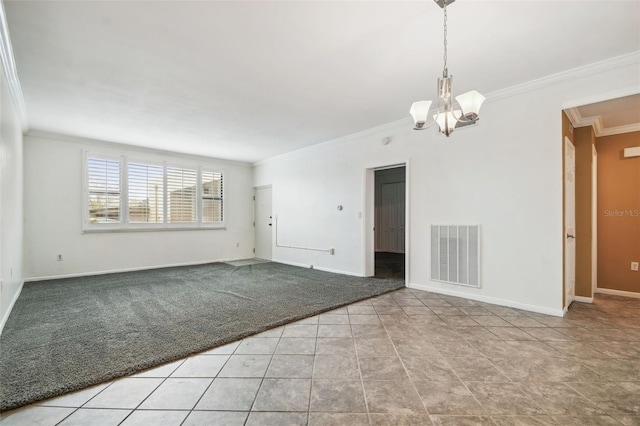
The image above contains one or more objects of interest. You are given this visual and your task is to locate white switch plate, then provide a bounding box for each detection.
[632,262,639,271]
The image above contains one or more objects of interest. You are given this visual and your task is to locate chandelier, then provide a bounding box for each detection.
[409,0,485,137]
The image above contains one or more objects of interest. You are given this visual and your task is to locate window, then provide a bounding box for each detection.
[87,157,122,224]
[128,162,164,223]
[84,153,224,231]
[202,171,223,223]
[167,166,197,223]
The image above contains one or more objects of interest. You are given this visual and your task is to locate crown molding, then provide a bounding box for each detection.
[565,107,603,134]
[0,2,28,131]
[252,117,411,166]
[597,123,640,137]
[256,52,640,166]
[564,107,582,128]
[564,105,639,137]
[486,51,640,104]
[26,129,253,167]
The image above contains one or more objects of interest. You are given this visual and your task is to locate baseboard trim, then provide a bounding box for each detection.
[271,259,364,277]
[24,258,251,282]
[573,296,594,304]
[0,280,24,335]
[408,282,564,317]
[595,287,640,299]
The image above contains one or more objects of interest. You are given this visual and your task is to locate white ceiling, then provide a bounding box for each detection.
[4,0,640,163]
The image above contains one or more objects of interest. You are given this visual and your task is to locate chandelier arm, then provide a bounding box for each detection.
[413,115,440,131]
[456,114,479,124]
[452,100,481,123]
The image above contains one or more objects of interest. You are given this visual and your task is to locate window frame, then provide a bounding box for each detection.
[165,162,199,229]
[83,152,124,231]
[82,151,226,233]
[200,169,224,225]
[126,158,166,229]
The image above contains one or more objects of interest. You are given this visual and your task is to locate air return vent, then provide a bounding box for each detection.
[431,225,480,288]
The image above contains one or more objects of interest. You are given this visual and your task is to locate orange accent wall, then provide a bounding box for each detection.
[596,131,640,294]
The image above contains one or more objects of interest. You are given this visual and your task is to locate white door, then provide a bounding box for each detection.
[254,186,272,260]
[565,137,576,308]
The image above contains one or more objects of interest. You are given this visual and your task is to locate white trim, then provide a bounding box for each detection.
[27,130,252,168]
[564,107,582,129]
[253,184,272,191]
[493,52,640,105]
[595,287,640,300]
[561,85,640,111]
[591,146,597,297]
[252,118,408,167]
[0,280,24,335]
[271,259,364,278]
[574,296,593,304]
[564,105,640,137]
[598,123,640,137]
[82,226,227,234]
[363,161,410,278]
[0,2,28,131]
[254,52,640,167]
[23,259,248,282]
[408,282,565,317]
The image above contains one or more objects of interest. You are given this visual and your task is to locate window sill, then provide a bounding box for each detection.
[82,225,226,234]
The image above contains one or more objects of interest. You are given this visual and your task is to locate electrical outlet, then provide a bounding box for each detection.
[329,248,335,255]
[632,262,639,272]
[57,254,63,261]
[236,242,240,248]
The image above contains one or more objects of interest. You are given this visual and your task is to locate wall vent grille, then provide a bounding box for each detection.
[430,225,480,288]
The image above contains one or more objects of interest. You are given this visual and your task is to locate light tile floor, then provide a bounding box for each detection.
[1,289,639,425]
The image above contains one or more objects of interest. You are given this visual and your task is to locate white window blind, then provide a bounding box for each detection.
[87,157,122,224]
[167,166,197,223]
[202,171,223,223]
[84,153,224,231]
[128,162,164,223]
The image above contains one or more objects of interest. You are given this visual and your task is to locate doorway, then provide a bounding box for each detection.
[374,166,406,279]
[254,186,272,260]
[564,137,576,308]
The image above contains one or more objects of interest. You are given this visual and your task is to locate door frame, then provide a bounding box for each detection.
[254,185,273,261]
[364,161,410,282]
[562,87,639,305]
[564,137,576,310]
[591,145,598,296]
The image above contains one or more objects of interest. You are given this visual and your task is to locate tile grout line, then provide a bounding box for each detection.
[349,304,374,426]
[382,291,433,423]
[245,327,285,424]
[178,343,238,425]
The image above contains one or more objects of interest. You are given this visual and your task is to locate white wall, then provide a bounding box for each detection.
[0,67,24,330]
[254,57,640,316]
[24,132,255,279]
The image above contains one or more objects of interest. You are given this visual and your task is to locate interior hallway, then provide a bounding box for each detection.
[1,290,638,425]
[374,252,405,280]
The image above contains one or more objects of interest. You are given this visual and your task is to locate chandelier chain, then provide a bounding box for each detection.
[443,0,448,75]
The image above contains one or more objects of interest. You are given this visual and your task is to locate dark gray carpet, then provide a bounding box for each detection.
[0,262,403,412]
